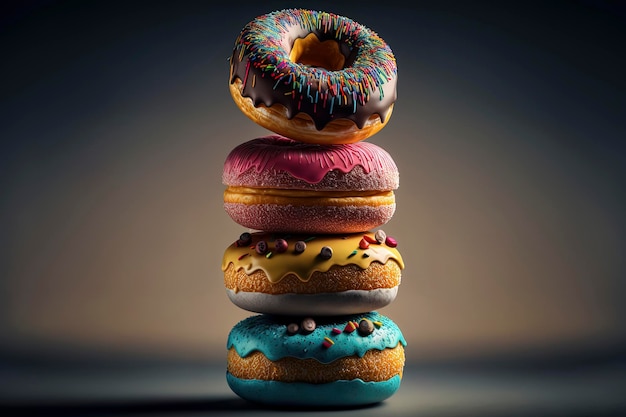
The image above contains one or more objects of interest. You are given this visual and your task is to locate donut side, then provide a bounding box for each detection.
[223,197,395,235]
[226,374,402,407]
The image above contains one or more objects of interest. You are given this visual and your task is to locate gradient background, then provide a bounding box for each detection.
[1,0,624,369]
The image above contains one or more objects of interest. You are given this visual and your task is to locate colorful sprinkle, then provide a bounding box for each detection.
[385,236,398,247]
[359,238,370,249]
[237,253,249,261]
[363,234,377,244]
[322,337,335,348]
[332,327,342,334]
[348,249,358,258]
[343,321,358,333]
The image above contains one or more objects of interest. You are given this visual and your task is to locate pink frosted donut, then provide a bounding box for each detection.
[223,135,398,233]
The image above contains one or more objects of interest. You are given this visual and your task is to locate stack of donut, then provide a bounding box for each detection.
[221,9,406,407]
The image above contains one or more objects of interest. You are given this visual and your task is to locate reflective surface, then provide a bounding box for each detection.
[2,352,625,417]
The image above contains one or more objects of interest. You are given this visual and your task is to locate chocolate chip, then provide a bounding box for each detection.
[319,246,333,260]
[274,238,288,253]
[286,323,299,335]
[255,240,268,254]
[238,232,252,246]
[358,319,375,335]
[294,240,306,254]
[301,317,316,333]
[374,229,387,244]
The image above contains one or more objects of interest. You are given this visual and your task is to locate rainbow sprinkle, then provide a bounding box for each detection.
[322,336,335,348]
[343,321,358,333]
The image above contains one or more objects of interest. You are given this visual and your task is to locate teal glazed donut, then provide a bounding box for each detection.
[229,9,397,144]
[226,312,407,407]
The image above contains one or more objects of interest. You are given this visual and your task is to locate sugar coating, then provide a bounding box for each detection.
[224,202,395,233]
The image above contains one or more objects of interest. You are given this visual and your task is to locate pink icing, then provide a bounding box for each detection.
[223,135,398,184]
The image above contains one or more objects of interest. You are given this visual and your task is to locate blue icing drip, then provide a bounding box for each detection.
[227,311,406,363]
[227,372,402,406]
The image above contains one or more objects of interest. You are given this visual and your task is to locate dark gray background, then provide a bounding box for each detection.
[1,2,625,413]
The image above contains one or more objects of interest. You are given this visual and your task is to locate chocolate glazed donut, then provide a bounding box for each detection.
[229,9,397,144]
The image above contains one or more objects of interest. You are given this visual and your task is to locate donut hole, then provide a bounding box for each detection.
[290,33,345,70]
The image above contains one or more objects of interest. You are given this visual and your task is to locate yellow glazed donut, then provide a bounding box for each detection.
[229,9,397,144]
[222,231,403,316]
